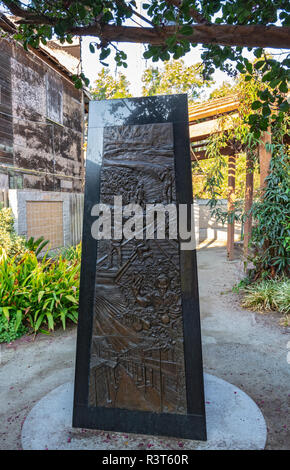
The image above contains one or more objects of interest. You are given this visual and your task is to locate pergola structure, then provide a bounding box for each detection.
[188,95,272,261]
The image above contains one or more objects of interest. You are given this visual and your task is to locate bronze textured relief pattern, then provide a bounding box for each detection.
[88,123,187,414]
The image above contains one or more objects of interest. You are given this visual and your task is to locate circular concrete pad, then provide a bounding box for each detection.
[21,374,267,450]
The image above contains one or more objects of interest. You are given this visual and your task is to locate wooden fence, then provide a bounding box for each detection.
[0,189,9,208]
[69,192,84,246]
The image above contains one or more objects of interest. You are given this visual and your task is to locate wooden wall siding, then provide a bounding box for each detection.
[46,73,63,124]
[0,38,84,192]
[0,42,13,165]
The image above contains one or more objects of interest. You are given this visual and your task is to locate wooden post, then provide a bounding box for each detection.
[4,189,9,208]
[227,154,236,261]
[259,127,271,190]
[0,189,9,208]
[243,152,254,257]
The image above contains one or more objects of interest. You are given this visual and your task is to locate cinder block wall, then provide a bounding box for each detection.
[194,199,241,244]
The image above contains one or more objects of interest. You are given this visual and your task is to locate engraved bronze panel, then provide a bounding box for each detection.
[89,123,186,414]
[73,95,206,440]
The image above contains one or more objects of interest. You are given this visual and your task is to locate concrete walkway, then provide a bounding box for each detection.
[0,245,289,450]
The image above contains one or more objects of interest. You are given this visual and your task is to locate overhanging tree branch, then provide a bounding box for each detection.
[2,0,45,19]
[2,1,290,49]
[1,1,288,139]
[164,0,208,24]
[67,24,290,50]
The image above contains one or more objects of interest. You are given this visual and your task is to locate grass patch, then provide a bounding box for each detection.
[237,277,290,315]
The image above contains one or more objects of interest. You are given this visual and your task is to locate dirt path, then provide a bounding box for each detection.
[197,244,290,450]
[0,245,289,449]
[0,326,76,450]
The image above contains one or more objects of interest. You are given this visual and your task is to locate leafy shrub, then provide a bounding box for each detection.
[24,236,49,256]
[273,279,290,314]
[232,277,251,293]
[0,314,28,343]
[58,243,82,262]
[249,143,290,278]
[240,277,290,314]
[0,207,25,256]
[0,244,81,341]
[0,208,51,259]
[0,207,15,232]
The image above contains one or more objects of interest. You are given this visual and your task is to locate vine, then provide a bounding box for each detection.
[193,62,289,277]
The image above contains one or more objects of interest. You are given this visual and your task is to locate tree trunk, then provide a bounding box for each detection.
[227,155,236,261]
[243,152,254,258]
[259,128,272,191]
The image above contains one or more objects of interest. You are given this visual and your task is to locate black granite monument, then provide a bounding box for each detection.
[73,95,206,440]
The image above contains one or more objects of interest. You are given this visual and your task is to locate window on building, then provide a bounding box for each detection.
[9,173,23,189]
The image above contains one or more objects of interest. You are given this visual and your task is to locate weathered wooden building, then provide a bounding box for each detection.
[0,14,86,248]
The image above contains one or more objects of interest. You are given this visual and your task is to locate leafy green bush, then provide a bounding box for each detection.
[0,207,51,259]
[0,314,28,343]
[24,236,49,256]
[240,277,290,314]
[0,207,15,232]
[249,142,289,278]
[0,244,81,342]
[58,243,82,263]
[273,279,290,314]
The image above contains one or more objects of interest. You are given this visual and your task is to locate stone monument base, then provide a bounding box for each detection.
[21,374,267,450]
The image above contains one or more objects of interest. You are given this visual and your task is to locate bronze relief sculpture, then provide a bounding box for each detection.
[73,95,206,440]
